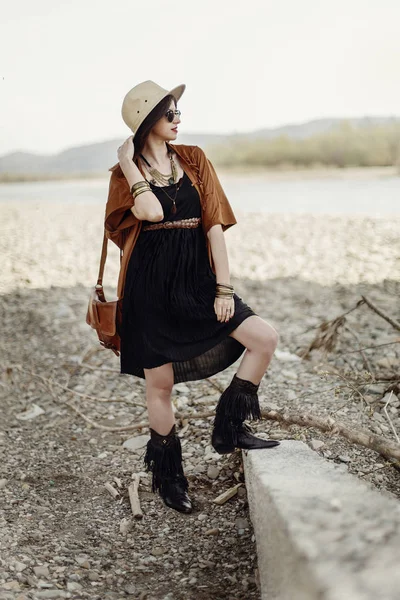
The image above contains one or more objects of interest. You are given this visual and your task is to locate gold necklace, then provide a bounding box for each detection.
[140,150,178,186]
[150,176,184,215]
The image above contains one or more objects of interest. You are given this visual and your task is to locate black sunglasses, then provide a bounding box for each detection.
[165,109,181,123]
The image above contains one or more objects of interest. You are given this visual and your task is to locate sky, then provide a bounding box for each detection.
[1,0,399,156]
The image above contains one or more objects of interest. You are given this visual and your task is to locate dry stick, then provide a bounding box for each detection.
[104,482,120,499]
[298,301,364,336]
[65,403,400,462]
[344,324,374,375]
[205,378,224,393]
[323,369,369,407]
[128,474,143,519]
[75,364,121,374]
[262,409,400,462]
[62,344,98,396]
[361,295,400,331]
[213,483,242,505]
[339,340,400,356]
[14,365,145,408]
[66,402,148,431]
[298,314,347,359]
[342,355,361,376]
[299,295,400,361]
[383,391,400,444]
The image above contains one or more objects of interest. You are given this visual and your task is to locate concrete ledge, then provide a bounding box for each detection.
[243,441,400,600]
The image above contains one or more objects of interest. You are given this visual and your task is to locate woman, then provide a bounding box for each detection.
[105,80,280,514]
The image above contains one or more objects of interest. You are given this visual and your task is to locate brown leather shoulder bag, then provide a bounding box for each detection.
[86,231,121,356]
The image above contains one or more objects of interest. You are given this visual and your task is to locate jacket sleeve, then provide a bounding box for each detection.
[104,165,139,249]
[194,146,237,235]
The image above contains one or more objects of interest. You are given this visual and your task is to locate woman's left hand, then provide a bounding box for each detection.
[117,135,135,164]
[214,296,235,322]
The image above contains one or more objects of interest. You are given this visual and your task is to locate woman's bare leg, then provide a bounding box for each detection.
[228,315,279,384]
[144,362,175,435]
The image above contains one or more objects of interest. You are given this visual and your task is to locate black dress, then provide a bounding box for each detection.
[120,170,258,383]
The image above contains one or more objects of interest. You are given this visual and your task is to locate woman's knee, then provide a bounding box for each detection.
[144,363,174,398]
[252,321,279,356]
[229,315,279,355]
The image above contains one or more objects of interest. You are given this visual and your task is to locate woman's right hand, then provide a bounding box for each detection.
[117,135,135,164]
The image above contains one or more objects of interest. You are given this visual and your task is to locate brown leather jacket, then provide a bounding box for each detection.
[104,143,237,299]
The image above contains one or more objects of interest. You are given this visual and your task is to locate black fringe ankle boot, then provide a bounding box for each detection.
[211,373,280,454]
[143,424,193,513]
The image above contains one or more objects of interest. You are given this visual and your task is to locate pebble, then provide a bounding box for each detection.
[235,517,249,534]
[122,435,149,451]
[33,566,50,578]
[13,561,28,572]
[151,547,167,556]
[174,383,190,394]
[67,581,83,591]
[310,439,325,450]
[207,465,220,479]
[74,556,90,569]
[338,455,351,463]
[204,528,220,536]
[281,370,298,381]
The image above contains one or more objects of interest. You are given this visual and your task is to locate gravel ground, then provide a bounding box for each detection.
[0,202,399,600]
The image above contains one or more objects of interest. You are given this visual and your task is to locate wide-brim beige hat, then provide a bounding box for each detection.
[121,80,186,137]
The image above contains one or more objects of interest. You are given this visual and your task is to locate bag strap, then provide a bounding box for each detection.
[97,161,143,290]
[96,230,108,288]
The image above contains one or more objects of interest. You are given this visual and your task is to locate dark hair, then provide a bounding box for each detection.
[133,94,177,161]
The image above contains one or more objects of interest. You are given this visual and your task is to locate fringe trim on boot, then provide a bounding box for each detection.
[212,374,262,448]
[215,374,261,422]
[143,424,186,495]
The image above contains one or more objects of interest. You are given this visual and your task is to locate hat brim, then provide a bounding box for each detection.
[167,83,186,102]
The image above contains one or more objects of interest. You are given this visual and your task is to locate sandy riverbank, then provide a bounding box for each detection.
[0,203,399,295]
[0,202,399,599]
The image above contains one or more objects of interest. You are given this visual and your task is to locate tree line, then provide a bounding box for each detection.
[207,121,400,170]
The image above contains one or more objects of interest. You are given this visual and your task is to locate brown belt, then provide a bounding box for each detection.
[142,217,202,231]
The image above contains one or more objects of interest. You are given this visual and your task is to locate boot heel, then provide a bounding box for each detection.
[213,442,235,455]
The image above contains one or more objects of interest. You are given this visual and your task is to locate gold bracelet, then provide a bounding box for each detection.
[216,282,233,289]
[131,179,149,189]
[131,186,150,196]
[133,189,149,200]
[131,181,150,195]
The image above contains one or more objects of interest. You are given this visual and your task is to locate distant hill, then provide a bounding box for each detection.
[1,116,399,177]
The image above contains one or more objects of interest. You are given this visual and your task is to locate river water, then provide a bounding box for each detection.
[0,171,399,216]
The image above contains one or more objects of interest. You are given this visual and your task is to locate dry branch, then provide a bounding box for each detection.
[13,365,144,407]
[65,403,400,463]
[261,408,400,462]
[298,315,347,359]
[104,482,120,499]
[128,474,143,519]
[213,484,242,505]
[344,324,374,375]
[298,295,400,360]
[361,295,400,331]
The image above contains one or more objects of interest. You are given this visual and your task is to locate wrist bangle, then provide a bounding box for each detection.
[216,282,233,289]
[132,187,150,200]
[131,181,150,196]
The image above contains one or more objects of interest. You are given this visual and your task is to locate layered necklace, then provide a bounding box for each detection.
[139,148,182,215]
